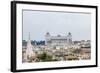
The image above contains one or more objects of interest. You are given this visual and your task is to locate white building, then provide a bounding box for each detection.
[45,32,72,48]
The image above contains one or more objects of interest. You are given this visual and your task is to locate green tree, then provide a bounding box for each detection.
[72,49,81,54]
[37,52,53,62]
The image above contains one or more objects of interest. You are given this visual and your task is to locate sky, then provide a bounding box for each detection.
[23,10,91,41]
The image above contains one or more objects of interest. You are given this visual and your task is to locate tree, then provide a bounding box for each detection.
[72,49,81,54]
[37,52,53,62]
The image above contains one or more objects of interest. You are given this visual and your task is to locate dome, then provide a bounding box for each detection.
[68,32,71,35]
[46,32,50,35]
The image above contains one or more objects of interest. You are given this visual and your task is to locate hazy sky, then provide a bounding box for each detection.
[23,10,91,41]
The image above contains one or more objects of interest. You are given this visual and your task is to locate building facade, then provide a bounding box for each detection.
[45,32,72,47]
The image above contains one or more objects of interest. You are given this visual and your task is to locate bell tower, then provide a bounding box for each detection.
[67,32,72,44]
[45,32,51,45]
[25,32,35,62]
